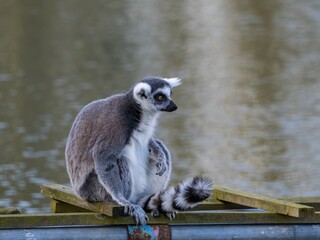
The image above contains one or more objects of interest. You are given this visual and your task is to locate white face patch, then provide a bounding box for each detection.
[163,78,182,88]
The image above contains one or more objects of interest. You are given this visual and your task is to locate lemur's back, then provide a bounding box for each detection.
[66,94,130,193]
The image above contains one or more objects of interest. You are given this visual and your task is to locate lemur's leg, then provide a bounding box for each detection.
[142,140,213,220]
[140,139,172,217]
[93,149,149,225]
[151,141,212,220]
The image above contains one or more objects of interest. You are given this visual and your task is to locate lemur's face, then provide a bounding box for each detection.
[133,77,181,113]
[152,86,176,112]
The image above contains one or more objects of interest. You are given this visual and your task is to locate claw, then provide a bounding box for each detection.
[156,161,166,176]
[165,211,177,220]
[124,205,129,215]
[156,162,162,171]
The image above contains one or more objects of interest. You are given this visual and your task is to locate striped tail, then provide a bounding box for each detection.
[159,176,212,217]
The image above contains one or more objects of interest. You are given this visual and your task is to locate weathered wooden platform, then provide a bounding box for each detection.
[1,184,320,239]
[1,184,320,228]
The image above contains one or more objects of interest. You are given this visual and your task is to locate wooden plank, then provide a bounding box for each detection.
[193,201,251,211]
[49,197,251,213]
[40,184,124,217]
[194,198,320,211]
[280,197,320,210]
[194,196,320,211]
[48,197,320,214]
[50,199,91,213]
[215,186,315,218]
[2,211,320,228]
[0,208,20,215]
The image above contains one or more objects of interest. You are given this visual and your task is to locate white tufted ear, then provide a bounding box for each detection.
[133,82,151,100]
[163,78,182,88]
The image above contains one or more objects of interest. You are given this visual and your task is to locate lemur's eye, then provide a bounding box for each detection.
[155,94,165,101]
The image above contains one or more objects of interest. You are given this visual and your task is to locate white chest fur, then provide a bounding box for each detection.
[122,112,159,203]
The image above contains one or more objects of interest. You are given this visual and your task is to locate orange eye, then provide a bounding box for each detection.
[155,94,166,101]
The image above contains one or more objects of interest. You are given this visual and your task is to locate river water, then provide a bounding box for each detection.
[1,0,320,213]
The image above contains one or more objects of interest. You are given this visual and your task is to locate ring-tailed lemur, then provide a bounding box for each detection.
[65,77,212,225]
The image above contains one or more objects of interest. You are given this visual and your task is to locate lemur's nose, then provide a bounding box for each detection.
[164,101,177,112]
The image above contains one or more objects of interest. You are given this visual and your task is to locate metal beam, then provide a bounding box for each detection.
[2,225,320,240]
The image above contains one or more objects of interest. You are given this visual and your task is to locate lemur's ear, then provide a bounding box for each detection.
[138,89,147,99]
[133,82,151,99]
[163,78,182,88]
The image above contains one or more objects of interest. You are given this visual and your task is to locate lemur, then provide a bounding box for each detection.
[65,77,212,225]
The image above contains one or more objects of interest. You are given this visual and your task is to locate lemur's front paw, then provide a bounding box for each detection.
[155,158,166,176]
[125,204,149,225]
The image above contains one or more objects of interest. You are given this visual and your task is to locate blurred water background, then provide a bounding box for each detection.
[1,0,320,213]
